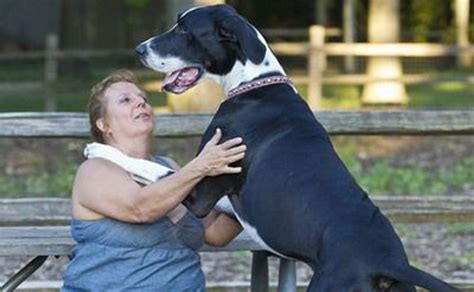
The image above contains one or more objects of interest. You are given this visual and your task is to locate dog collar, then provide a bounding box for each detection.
[227,75,292,98]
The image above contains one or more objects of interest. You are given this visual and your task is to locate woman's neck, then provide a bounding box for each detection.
[107,136,153,160]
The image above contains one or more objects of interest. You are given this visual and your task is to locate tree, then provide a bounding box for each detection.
[455,0,471,67]
[362,0,408,105]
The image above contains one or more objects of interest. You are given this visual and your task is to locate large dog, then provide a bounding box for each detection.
[136,5,458,292]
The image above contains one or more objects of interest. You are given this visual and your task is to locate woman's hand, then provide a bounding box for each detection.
[193,128,246,177]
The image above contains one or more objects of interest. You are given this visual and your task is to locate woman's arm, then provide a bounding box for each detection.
[203,210,243,247]
[166,157,243,246]
[73,129,246,223]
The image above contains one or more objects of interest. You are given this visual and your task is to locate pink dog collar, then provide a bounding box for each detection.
[227,76,292,98]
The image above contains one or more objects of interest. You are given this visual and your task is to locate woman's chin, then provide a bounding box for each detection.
[135,124,154,137]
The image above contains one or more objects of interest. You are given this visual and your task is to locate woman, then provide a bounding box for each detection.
[62,70,245,291]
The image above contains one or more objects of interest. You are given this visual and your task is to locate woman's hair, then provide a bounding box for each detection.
[88,69,140,143]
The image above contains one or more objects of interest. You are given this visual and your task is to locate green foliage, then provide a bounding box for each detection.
[0,162,77,198]
[340,157,474,196]
[408,81,474,108]
[393,224,417,239]
[446,254,471,270]
[357,161,433,195]
[405,0,454,42]
[446,223,474,235]
[227,0,467,42]
[0,86,167,112]
[124,0,151,9]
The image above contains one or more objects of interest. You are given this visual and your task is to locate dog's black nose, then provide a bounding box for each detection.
[135,44,147,56]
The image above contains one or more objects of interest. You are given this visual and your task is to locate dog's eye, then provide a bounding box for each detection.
[176,25,188,35]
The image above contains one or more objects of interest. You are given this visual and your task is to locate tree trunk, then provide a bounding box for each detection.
[343,0,356,73]
[96,0,125,49]
[362,0,408,105]
[315,0,326,26]
[195,0,226,5]
[164,0,194,28]
[455,0,471,67]
[59,0,92,78]
[60,0,88,49]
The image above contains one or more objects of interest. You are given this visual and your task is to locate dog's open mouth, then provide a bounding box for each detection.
[161,67,203,94]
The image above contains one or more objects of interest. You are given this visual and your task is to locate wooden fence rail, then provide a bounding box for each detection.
[0,110,473,138]
[271,42,474,57]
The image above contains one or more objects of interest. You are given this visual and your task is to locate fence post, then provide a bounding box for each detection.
[251,251,269,292]
[278,258,297,292]
[308,25,325,109]
[44,34,59,111]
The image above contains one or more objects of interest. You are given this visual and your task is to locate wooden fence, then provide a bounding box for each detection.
[1,27,473,110]
[269,26,474,107]
[0,110,474,291]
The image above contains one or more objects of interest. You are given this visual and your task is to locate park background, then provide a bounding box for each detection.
[0,0,473,291]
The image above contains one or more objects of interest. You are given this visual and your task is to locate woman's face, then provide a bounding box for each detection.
[99,81,154,142]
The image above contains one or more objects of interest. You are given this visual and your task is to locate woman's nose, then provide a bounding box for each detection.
[134,97,146,108]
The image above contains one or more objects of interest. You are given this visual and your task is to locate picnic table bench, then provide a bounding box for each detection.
[1,110,474,291]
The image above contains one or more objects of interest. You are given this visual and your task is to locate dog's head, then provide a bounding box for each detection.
[136,5,281,95]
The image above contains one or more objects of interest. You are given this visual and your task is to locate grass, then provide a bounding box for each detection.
[446,254,472,271]
[0,141,471,198]
[296,82,474,109]
[348,158,474,196]
[408,81,474,108]
[446,223,474,235]
[1,66,472,111]
[0,87,167,112]
[0,161,77,198]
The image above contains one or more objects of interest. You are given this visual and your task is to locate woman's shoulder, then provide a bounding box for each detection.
[79,157,119,170]
[76,158,126,179]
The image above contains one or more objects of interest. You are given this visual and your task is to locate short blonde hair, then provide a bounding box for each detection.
[87,69,140,143]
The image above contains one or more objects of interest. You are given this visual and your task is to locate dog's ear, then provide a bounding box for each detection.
[217,15,266,65]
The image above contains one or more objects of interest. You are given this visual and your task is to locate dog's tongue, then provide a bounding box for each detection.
[161,67,200,91]
[161,71,181,89]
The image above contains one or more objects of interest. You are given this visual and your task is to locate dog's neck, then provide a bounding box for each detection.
[227,75,292,98]
[208,30,288,96]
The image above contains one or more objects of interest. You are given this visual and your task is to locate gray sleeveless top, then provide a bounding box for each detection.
[62,156,205,291]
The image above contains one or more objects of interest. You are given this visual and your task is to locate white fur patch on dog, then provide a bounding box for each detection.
[141,43,190,74]
[216,196,289,258]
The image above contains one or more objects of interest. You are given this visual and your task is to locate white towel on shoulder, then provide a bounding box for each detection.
[83,142,175,185]
[83,142,234,215]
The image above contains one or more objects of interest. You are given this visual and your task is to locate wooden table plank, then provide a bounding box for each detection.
[0,226,264,256]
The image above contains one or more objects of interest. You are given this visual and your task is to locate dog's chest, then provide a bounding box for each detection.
[216,196,289,258]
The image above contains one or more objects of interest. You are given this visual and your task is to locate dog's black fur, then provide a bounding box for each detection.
[137,5,459,292]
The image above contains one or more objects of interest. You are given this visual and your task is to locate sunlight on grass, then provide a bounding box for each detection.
[434,81,469,91]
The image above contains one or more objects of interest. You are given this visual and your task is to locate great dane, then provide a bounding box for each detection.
[136,5,458,292]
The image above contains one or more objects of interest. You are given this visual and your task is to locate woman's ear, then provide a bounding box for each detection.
[96,118,108,134]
